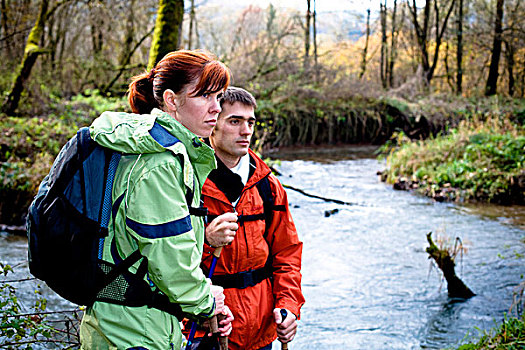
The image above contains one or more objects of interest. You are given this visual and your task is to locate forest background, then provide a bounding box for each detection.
[0,0,524,348]
[1,0,524,224]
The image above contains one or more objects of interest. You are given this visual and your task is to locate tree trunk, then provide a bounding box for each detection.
[359,8,371,80]
[504,40,515,96]
[148,0,184,70]
[188,0,195,49]
[380,1,387,89]
[444,41,454,90]
[485,0,504,96]
[428,0,456,82]
[2,0,49,115]
[408,0,455,84]
[304,0,311,70]
[426,232,475,299]
[388,0,398,88]
[89,2,104,56]
[456,0,463,94]
[1,0,11,58]
[313,0,318,82]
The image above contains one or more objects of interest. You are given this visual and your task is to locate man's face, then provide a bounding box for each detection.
[210,101,255,167]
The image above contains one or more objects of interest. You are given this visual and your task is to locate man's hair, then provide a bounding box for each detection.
[221,86,257,109]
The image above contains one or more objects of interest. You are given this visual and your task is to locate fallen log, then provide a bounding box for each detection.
[426,232,475,299]
[282,184,355,206]
[0,224,26,236]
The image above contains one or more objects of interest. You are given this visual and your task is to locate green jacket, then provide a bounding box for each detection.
[80,109,216,350]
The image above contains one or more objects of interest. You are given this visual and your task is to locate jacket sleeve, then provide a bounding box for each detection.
[267,175,305,318]
[125,159,215,318]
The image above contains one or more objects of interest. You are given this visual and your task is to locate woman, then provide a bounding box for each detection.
[80,49,233,350]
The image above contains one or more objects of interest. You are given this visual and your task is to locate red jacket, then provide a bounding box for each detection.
[201,149,304,350]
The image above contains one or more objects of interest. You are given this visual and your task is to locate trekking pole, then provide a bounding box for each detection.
[185,246,228,350]
[208,247,228,350]
[280,309,288,350]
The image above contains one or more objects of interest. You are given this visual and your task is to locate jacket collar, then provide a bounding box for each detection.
[203,149,271,201]
[151,109,216,186]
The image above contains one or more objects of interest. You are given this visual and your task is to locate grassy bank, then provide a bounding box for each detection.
[1,93,524,225]
[455,314,525,349]
[380,99,525,204]
[0,91,128,225]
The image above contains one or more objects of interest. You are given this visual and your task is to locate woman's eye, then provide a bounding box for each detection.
[202,93,209,98]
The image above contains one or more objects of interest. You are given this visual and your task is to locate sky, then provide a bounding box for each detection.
[201,0,382,15]
[251,0,381,13]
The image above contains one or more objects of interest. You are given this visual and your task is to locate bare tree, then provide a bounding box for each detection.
[188,0,196,49]
[2,0,73,115]
[380,0,388,88]
[388,0,398,88]
[359,8,371,80]
[456,0,464,94]
[304,0,311,70]
[313,0,318,81]
[103,0,155,94]
[407,0,457,84]
[485,0,504,95]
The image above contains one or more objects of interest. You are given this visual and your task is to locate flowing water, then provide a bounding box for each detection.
[1,146,524,349]
[269,146,525,349]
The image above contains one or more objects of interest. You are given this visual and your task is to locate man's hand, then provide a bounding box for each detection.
[273,308,297,344]
[202,305,234,337]
[206,212,238,247]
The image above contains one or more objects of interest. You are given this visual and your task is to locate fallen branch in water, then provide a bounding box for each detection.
[0,224,26,236]
[282,184,354,206]
[426,232,475,299]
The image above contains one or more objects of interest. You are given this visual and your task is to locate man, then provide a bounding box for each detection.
[197,86,305,350]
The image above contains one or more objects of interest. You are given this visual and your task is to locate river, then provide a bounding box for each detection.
[1,146,524,349]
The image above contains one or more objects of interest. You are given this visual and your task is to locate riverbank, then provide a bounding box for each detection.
[378,101,524,205]
[0,91,461,226]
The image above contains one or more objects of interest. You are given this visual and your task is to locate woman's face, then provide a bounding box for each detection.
[167,84,224,138]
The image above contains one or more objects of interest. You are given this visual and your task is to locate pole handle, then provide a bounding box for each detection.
[217,314,229,350]
[213,246,223,258]
[280,309,288,350]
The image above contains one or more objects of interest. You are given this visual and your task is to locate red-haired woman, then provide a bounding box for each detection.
[79,50,233,350]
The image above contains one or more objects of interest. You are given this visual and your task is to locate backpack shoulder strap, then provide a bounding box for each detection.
[148,122,207,218]
[255,175,286,237]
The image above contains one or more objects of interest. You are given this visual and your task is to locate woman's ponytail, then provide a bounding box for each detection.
[128,69,158,114]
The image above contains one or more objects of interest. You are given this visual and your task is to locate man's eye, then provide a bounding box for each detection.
[217,93,224,100]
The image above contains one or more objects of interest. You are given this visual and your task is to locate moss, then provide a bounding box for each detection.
[148,0,184,70]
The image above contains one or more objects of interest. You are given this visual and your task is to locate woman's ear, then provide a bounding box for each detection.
[163,89,178,112]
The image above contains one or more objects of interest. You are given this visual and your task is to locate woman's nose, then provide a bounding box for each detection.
[210,97,221,113]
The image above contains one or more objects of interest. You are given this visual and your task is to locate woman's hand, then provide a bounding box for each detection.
[206,212,238,247]
[217,305,234,337]
[210,284,225,314]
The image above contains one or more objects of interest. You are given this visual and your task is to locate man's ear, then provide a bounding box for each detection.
[163,89,178,111]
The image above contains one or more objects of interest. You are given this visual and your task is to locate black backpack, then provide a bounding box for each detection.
[27,126,205,317]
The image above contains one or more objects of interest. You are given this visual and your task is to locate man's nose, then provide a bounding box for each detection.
[240,122,252,135]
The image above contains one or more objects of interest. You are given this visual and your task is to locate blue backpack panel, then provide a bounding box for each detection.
[26,127,126,306]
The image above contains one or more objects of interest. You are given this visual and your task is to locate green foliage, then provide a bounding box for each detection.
[381,111,525,204]
[456,314,525,350]
[0,91,128,224]
[0,263,57,349]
